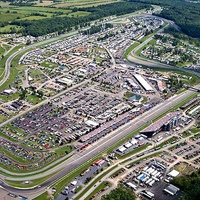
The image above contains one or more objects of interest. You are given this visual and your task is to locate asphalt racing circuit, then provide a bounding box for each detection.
[0,14,200,199]
[0,86,199,199]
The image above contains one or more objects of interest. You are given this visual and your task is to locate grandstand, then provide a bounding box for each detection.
[180,96,200,109]
[140,112,181,137]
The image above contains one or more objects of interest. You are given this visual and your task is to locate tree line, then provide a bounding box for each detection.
[101,185,136,200]
[127,0,200,38]
[171,170,200,200]
[10,1,151,37]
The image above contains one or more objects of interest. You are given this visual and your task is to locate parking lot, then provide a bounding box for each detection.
[56,159,109,200]
[119,158,185,200]
[170,140,200,160]
[0,188,28,200]
[146,181,183,200]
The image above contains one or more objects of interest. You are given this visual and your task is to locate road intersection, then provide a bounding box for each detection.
[0,12,200,200]
[0,85,198,199]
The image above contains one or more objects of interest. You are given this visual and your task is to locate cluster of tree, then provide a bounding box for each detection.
[171,170,200,200]
[0,21,8,28]
[144,29,153,36]
[29,12,47,17]
[126,0,200,38]
[154,34,180,46]
[3,0,35,3]
[77,1,152,17]
[168,76,184,91]
[19,86,44,100]
[164,27,200,47]
[82,23,113,35]
[19,88,27,100]
[10,1,151,36]
[10,1,35,6]
[101,185,136,200]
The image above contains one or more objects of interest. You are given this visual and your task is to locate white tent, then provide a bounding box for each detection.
[118,146,126,153]
[167,170,179,177]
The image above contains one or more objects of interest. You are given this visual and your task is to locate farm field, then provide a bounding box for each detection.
[36,0,120,8]
[0,0,104,34]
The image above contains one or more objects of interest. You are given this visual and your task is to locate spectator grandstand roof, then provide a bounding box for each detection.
[140,112,181,133]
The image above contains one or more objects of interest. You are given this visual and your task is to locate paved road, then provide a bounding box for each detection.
[127,55,200,78]
[0,30,79,86]
[126,24,200,78]
[0,87,198,199]
[0,13,200,199]
[0,79,89,129]
[80,131,200,200]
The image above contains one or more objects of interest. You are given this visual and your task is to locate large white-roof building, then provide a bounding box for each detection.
[134,74,153,91]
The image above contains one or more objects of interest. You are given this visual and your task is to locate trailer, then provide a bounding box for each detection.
[143,171,149,177]
[142,176,149,183]
[152,176,159,182]
[149,180,155,187]
[146,178,152,184]
[141,191,155,199]
[146,167,152,174]
[126,182,137,190]
[152,170,157,176]
[143,166,148,171]
[149,168,155,175]
[155,172,161,178]
[157,137,163,142]
[153,162,166,169]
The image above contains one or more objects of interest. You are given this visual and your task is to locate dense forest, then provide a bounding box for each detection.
[171,170,200,200]
[11,1,151,37]
[127,0,200,38]
[101,185,136,200]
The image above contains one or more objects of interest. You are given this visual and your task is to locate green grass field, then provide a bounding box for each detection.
[33,192,50,200]
[54,145,74,156]
[0,25,22,33]
[0,68,19,91]
[52,0,120,8]
[122,41,140,59]
[0,46,5,55]
[0,2,93,33]
[2,44,11,51]
[27,94,45,105]
[6,172,57,188]
[40,61,58,69]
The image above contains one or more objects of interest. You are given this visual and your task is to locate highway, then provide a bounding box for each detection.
[0,87,198,199]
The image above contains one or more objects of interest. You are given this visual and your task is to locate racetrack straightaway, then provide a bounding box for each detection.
[0,88,198,199]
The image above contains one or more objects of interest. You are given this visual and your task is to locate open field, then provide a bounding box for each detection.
[6,172,58,188]
[38,0,120,8]
[0,25,22,33]
[0,46,5,55]
[174,162,195,175]
[0,0,118,27]
[0,3,91,33]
